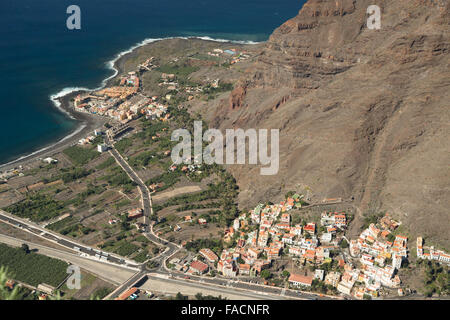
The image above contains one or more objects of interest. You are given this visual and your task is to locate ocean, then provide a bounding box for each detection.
[0,0,304,166]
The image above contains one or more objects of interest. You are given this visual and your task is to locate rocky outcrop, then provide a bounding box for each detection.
[229,82,248,110]
[205,0,450,247]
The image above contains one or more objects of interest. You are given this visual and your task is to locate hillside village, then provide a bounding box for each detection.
[165,192,431,299]
[1,37,448,300]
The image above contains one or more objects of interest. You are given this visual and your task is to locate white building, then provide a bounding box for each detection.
[233,218,240,231]
[320,233,333,243]
[97,144,108,153]
[392,254,403,269]
[314,269,325,281]
[43,157,58,164]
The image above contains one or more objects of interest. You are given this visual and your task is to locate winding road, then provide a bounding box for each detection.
[0,134,339,300]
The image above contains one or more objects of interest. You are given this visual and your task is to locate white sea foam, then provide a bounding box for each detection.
[3,36,262,168]
[50,36,262,112]
[0,124,87,169]
[50,86,92,119]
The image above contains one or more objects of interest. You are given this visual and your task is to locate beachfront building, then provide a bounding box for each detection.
[288,274,313,288]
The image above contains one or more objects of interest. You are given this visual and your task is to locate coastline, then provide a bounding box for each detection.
[0,92,108,172]
[0,36,261,172]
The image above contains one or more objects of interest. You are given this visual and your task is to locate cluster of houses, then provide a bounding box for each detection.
[138,57,157,72]
[128,208,144,220]
[159,69,225,102]
[78,134,97,145]
[74,67,169,124]
[75,88,168,123]
[168,163,202,174]
[3,279,52,300]
[193,194,350,280]
[206,48,251,64]
[0,166,23,182]
[347,214,407,298]
[416,237,450,265]
[159,73,178,91]
[183,192,415,299]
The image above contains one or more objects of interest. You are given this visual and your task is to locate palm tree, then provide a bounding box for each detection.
[0,266,19,300]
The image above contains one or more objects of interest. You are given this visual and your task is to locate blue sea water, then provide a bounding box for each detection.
[0,0,304,165]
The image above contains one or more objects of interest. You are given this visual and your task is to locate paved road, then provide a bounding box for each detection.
[0,136,341,300]
[104,138,340,300]
[107,141,179,266]
[0,233,135,285]
[155,270,334,301]
[0,210,139,270]
[143,274,286,300]
[105,139,181,298]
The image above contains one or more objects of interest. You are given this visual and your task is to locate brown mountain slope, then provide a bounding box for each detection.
[202,0,450,247]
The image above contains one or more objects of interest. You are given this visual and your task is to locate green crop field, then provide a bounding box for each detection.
[63,145,99,165]
[0,243,68,287]
[4,193,65,222]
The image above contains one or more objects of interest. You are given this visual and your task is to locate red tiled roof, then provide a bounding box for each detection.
[190,260,209,273]
[288,273,313,286]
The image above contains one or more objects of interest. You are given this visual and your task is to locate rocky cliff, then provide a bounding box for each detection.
[205,0,450,246]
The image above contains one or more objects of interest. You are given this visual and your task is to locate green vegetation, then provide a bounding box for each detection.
[66,183,106,207]
[114,199,131,210]
[203,82,234,100]
[5,193,65,222]
[311,279,338,295]
[172,292,188,300]
[102,166,136,193]
[63,145,99,165]
[137,119,170,143]
[0,266,19,300]
[184,238,222,256]
[114,137,133,154]
[156,64,199,78]
[129,151,159,168]
[59,223,95,238]
[339,238,349,248]
[92,135,104,145]
[96,157,116,170]
[135,235,150,244]
[146,170,182,192]
[102,240,139,257]
[195,293,226,300]
[59,167,92,183]
[91,287,113,300]
[281,270,290,279]
[47,216,79,232]
[133,250,149,263]
[14,285,38,300]
[361,210,385,230]
[0,243,68,287]
[260,270,272,280]
[418,260,449,297]
[152,166,239,227]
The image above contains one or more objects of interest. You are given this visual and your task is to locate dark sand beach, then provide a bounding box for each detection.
[0,39,139,172]
[0,37,257,172]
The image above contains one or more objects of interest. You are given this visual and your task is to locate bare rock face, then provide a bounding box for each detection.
[205,0,450,247]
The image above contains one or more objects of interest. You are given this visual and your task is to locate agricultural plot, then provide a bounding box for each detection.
[0,243,68,287]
